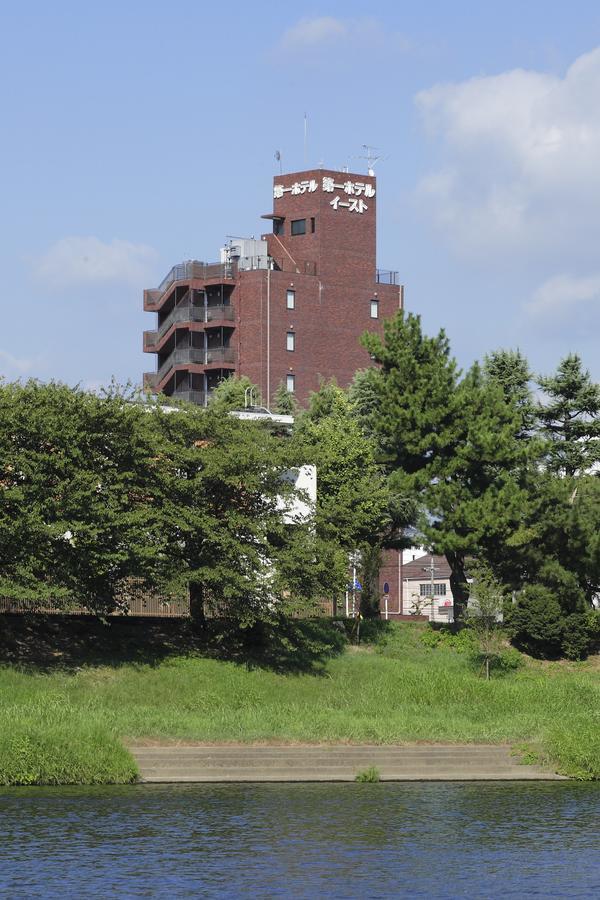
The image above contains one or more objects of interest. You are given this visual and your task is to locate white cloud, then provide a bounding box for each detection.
[280,16,348,49]
[278,16,408,54]
[415,47,600,260]
[31,236,158,289]
[527,273,600,319]
[0,350,35,375]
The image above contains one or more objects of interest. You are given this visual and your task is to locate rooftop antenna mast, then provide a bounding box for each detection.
[304,113,308,167]
[274,150,282,175]
[358,144,385,176]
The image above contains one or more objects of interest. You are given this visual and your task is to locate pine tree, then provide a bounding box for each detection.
[363,312,526,619]
[484,349,534,437]
[537,354,600,476]
[273,381,298,416]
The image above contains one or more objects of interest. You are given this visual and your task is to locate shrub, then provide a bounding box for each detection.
[420,626,477,654]
[506,584,564,657]
[355,766,380,783]
[585,610,600,651]
[561,613,593,661]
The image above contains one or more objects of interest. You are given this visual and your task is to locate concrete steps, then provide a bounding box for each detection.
[128,744,565,782]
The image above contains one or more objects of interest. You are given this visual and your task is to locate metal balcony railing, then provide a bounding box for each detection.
[144,304,235,350]
[205,305,235,322]
[144,261,237,310]
[156,347,235,383]
[375,269,399,285]
[169,390,211,407]
[143,372,158,389]
[157,260,235,292]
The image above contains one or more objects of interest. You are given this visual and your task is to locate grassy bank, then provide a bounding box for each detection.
[0,617,598,784]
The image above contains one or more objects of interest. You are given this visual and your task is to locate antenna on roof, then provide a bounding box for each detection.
[303,113,308,167]
[274,150,282,174]
[357,144,387,176]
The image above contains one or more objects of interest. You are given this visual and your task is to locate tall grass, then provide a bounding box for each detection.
[0,622,598,783]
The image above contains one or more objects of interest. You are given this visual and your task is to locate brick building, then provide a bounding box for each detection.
[143,168,403,406]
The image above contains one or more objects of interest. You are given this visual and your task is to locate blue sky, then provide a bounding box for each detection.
[2,1,600,389]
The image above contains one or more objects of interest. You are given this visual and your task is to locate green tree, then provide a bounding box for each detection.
[425,363,527,615]
[0,380,165,614]
[503,472,600,658]
[273,381,298,416]
[484,348,534,438]
[363,312,526,619]
[153,401,322,627]
[208,375,261,412]
[348,368,381,439]
[293,381,392,615]
[507,583,565,658]
[464,563,505,679]
[537,354,600,476]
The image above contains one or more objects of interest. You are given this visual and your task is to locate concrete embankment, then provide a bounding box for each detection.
[128,744,566,783]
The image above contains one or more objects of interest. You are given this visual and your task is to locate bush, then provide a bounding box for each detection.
[469,646,524,677]
[506,584,565,658]
[561,613,593,661]
[585,610,600,651]
[420,626,477,654]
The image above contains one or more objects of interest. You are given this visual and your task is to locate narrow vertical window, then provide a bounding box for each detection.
[310,217,316,233]
[286,332,295,351]
[286,289,295,310]
[370,299,379,319]
[286,374,295,393]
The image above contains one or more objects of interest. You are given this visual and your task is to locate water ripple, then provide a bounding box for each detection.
[0,782,599,898]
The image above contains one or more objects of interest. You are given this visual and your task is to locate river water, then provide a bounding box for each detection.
[1,782,599,898]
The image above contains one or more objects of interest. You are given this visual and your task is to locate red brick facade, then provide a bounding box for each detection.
[143,168,402,406]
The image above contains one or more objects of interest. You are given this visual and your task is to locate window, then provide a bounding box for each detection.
[370,299,379,319]
[310,217,316,233]
[286,289,295,310]
[286,374,295,393]
[419,583,447,597]
[291,219,306,236]
[286,332,295,352]
[273,218,284,236]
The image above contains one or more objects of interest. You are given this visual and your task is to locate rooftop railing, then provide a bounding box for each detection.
[144,261,237,310]
[375,269,399,285]
[145,256,323,311]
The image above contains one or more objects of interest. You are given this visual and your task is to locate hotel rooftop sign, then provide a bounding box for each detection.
[273,176,375,214]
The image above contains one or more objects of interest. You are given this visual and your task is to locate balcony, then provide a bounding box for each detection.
[143,372,159,389]
[144,261,237,311]
[170,390,210,407]
[144,304,235,351]
[375,269,399,285]
[156,347,235,384]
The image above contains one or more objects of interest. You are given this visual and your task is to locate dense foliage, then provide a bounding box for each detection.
[359,311,600,658]
[0,381,339,624]
[1,318,599,660]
